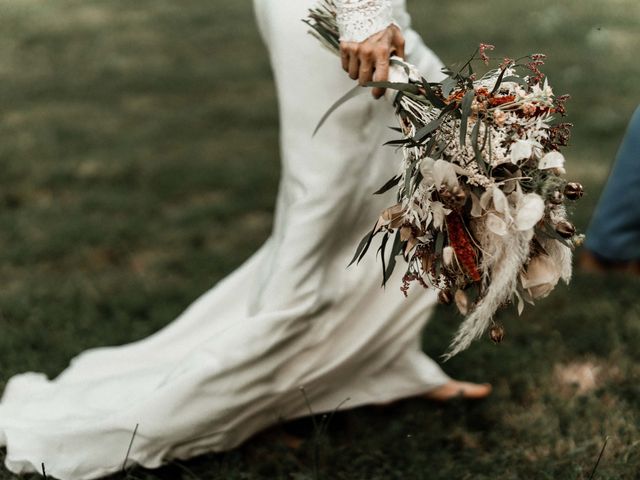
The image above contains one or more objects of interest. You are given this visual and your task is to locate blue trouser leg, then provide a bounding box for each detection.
[585,106,640,261]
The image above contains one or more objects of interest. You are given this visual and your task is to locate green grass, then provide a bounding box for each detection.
[0,0,639,478]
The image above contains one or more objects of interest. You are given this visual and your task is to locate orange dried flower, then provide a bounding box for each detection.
[446,213,481,283]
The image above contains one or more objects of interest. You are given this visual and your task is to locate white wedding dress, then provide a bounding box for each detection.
[0,1,449,478]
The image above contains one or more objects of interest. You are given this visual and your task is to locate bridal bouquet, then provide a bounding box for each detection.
[307,2,583,358]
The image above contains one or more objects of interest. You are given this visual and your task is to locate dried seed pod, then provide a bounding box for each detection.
[421,253,434,274]
[571,234,586,248]
[490,324,505,344]
[438,289,453,305]
[564,182,584,200]
[455,289,469,315]
[555,220,576,239]
[439,188,454,205]
[442,246,455,268]
[549,190,564,205]
[439,186,467,209]
[451,185,467,208]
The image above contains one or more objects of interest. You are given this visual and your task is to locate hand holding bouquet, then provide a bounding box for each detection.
[307,2,583,358]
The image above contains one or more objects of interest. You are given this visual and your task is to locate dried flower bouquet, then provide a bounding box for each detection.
[307,2,584,358]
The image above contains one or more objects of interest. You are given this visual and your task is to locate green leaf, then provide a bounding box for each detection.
[432,140,448,159]
[490,68,508,95]
[365,81,421,94]
[438,101,458,118]
[459,90,475,147]
[425,135,438,156]
[383,138,413,147]
[435,230,445,255]
[434,257,443,281]
[313,85,366,136]
[488,124,493,164]
[421,78,446,109]
[471,118,481,150]
[383,230,403,286]
[412,171,424,192]
[404,157,419,195]
[412,116,444,143]
[481,118,491,151]
[440,77,458,97]
[374,175,401,195]
[349,225,375,266]
[402,91,431,104]
[378,232,390,286]
[471,119,487,175]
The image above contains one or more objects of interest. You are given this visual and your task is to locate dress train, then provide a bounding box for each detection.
[0,1,450,478]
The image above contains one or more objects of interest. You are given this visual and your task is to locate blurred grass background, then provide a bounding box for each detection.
[0,0,638,478]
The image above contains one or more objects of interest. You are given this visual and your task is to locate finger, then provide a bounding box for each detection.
[340,45,349,72]
[374,56,390,82]
[392,29,406,60]
[372,57,390,99]
[358,57,374,86]
[348,53,360,80]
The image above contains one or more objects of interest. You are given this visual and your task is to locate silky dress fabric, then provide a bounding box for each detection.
[0,1,449,478]
[585,105,640,261]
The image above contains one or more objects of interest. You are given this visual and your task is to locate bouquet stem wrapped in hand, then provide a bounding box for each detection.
[307,1,583,359]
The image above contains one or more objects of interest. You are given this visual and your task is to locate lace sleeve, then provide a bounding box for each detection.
[335,0,394,43]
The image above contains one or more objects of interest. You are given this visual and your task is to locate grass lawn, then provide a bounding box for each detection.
[0,0,639,478]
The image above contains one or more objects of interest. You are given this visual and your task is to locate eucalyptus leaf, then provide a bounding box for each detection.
[383,138,413,147]
[378,232,390,286]
[374,175,401,195]
[412,116,444,143]
[438,101,458,118]
[402,91,430,104]
[490,68,508,95]
[434,257,443,281]
[441,77,458,98]
[404,157,419,195]
[471,119,488,175]
[481,118,491,151]
[349,225,375,266]
[412,171,424,191]
[433,140,448,159]
[459,90,475,147]
[383,230,403,286]
[435,230,445,254]
[314,85,366,136]
[365,81,420,94]
[420,78,446,108]
[471,118,481,152]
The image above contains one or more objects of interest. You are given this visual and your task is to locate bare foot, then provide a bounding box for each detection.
[424,380,492,402]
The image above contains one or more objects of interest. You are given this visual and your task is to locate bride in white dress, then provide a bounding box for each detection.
[0,1,490,478]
